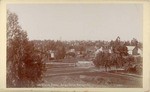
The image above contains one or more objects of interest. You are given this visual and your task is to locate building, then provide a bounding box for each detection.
[126,46,142,56]
[76,61,94,67]
[94,46,112,57]
[48,50,55,60]
[126,46,135,55]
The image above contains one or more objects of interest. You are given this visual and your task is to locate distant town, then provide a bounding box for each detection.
[7,8,143,88]
[31,37,142,62]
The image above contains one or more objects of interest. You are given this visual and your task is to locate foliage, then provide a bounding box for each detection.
[93,37,134,71]
[55,45,66,59]
[66,52,76,58]
[7,10,45,87]
[124,55,142,74]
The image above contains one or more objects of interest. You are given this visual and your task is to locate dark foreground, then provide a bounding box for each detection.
[38,62,142,88]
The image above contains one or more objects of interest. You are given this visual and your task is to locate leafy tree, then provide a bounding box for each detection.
[93,51,105,68]
[55,41,66,59]
[131,38,138,46]
[93,51,112,71]
[7,10,45,87]
[93,53,101,68]
[125,40,131,46]
[56,45,66,59]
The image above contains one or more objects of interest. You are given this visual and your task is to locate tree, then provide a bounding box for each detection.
[131,38,138,46]
[7,10,45,87]
[55,41,66,59]
[111,37,128,69]
[93,52,103,68]
[56,45,66,59]
[93,51,112,71]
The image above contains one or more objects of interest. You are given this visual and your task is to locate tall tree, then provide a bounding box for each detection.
[131,38,138,46]
[7,10,45,87]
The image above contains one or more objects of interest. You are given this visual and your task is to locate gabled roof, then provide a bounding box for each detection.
[94,47,102,54]
[126,46,135,51]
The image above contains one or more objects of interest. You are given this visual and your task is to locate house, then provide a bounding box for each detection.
[126,46,135,55]
[133,47,142,56]
[48,50,55,60]
[94,46,112,57]
[126,46,142,56]
[94,47,102,55]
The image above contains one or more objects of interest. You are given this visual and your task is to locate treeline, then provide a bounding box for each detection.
[32,38,142,50]
[31,37,142,56]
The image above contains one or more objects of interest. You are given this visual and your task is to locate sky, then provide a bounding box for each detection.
[7,4,143,42]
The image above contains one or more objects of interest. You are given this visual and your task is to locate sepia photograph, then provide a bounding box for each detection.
[6,3,144,88]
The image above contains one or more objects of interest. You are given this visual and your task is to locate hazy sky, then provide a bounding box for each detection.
[7,4,143,41]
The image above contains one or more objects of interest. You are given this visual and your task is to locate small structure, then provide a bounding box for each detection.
[76,61,94,67]
[48,50,55,60]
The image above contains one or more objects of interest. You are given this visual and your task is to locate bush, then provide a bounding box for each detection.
[124,56,142,74]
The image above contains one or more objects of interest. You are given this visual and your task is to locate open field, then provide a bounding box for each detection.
[38,61,142,88]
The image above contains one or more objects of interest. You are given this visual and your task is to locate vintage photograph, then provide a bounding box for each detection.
[7,4,143,88]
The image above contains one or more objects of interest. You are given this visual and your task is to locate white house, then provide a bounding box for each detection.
[126,46,135,55]
[48,50,55,59]
[126,46,142,56]
[94,46,112,57]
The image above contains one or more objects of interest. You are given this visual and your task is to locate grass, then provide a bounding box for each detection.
[41,58,142,88]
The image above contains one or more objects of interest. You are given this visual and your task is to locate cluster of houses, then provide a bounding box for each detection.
[76,45,142,67]
[47,44,142,61]
[46,44,142,68]
[95,45,142,56]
